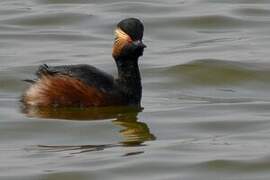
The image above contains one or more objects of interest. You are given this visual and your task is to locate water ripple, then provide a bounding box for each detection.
[234,7,270,16]
[2,13,92,27]
[203,0,270,4]
[148,15,268,30]
[164,59,270,85]
[198,159,270,172]
[0,32,98,41]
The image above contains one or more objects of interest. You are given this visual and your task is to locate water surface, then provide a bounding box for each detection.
[1,0,270,179]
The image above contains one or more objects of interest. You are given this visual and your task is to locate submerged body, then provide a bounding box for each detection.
[22,18,146,108]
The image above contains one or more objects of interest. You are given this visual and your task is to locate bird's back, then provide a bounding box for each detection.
[22,64,124,107]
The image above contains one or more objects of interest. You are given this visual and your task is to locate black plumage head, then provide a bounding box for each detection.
[117,18,144,41]
[113,18,146,59]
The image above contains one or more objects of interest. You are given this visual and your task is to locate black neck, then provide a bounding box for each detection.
[115,56,142,107]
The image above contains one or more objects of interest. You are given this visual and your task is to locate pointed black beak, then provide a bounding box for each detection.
[133,40,147,49]
[132,40,146,57]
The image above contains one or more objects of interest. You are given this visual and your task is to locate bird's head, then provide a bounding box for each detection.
[112,18,146,60]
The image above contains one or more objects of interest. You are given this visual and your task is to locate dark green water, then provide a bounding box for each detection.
[1,0,270,179]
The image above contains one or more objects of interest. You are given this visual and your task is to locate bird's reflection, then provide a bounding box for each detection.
[113,111,155,146]
[22,105,156,155]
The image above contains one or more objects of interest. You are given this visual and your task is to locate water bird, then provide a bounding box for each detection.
[22,18,146,108]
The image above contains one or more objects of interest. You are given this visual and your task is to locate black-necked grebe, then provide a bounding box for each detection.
[22,18,146,108]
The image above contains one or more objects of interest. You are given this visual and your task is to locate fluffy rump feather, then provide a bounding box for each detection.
[22,75,112,107]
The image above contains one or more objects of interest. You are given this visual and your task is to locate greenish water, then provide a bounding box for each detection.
[1,0,270,179]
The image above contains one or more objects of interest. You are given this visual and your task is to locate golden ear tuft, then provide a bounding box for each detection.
[112,28,132,58]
